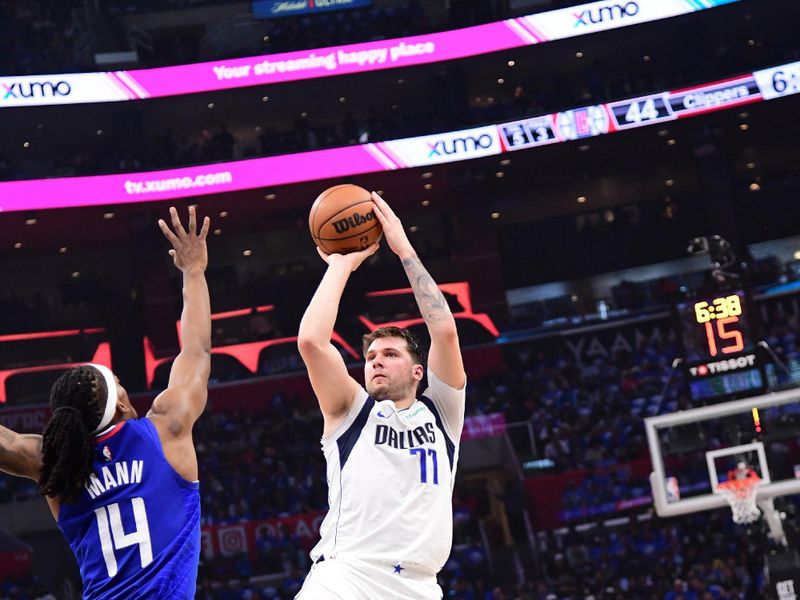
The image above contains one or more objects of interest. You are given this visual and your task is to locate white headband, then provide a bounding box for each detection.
[86,363,118,434]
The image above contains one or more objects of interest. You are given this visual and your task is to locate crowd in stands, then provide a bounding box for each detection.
[0,574,55,600]
[195,405,328,524]
[184,508,783,598]
[0,2,87,76]
[0,304,798,595]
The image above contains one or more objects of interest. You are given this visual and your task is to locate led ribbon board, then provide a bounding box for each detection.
[0,59,792,212]
[0,0,740,108]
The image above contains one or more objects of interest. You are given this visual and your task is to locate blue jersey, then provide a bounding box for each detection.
[58,418,200,600]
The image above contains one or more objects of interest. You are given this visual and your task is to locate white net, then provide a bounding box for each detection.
[717,479,762,524]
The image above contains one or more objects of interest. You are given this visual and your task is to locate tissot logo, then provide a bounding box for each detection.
[689,353,756,377]
[2,80,72,100]
[573,1,639,27]
[427,134,494,158]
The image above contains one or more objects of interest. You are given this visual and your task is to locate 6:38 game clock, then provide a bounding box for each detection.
[676,290,764,401]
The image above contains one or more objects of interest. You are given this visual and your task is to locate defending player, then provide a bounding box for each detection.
[296,192,466,599]
[0,206,211,599]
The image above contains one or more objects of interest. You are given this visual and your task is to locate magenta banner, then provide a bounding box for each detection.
[0,0,740,108]
[0,145,387,212]
[130,23,522,98]
[0,61,785,213]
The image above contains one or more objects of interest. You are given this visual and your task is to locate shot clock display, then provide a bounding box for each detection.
[676,290,764,400]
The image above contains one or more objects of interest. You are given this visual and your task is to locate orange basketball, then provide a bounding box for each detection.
[309,184,383,254]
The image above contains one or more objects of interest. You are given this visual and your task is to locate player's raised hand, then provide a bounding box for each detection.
[158,206,210,273]
[317,243,379,272]
[370,192,414,258]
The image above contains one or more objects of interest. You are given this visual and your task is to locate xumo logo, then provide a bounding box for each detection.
[3,80,72,100]
[689,354,756,377]
[332,211,375,234]
[573,1,639,27]
[427,134,494,158]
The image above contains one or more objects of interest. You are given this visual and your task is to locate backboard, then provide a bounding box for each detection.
[646,387,800,542]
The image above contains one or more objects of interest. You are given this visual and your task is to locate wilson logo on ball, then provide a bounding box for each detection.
[331,211,375,234]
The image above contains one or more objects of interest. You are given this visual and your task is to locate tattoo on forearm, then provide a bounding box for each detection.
[0,428,14,454]
[401,255,451,324]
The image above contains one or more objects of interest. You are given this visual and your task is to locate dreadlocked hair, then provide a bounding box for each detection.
[39,366,105,502]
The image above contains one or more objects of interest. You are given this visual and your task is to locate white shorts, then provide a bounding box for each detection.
[295,557,442,600]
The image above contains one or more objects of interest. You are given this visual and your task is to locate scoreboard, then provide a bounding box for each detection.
[675,290,765,401]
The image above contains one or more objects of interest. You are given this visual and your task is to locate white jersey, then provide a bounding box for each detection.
[311,370,465,574]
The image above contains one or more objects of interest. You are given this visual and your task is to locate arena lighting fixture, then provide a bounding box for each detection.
[507,60,515,67]
[579,145,590,152]
[300,112,308,118]
[747,162,756,169]
[219,211,228,217]
[658,129,669,137]
[576,51,584,58]
[424,183,432,189]
[577,196,587,203]
[96,129,103,136]
[421,172,433,179]
[254,126,262,132]
[397,78,404,85]
[22,141,30,148]
[243,249,252,256]
[665,179,675,187]
[667,139,677,145]
[409,226,418,232]
[793,251,800,261]
[207,102,215,109]
[103,212,114,219]
[214,229,222,236]
[59,247,68,253]
[71,272,80,278]
[495,171,504,178]
[339,97,346,103]
[13,243,22,249]
[740,123,750,131]
[491,212,500,219]
[262,96,269,102]
[643,55,651,62]
[739,111,749,119]
[497,78,505,84]
[24,218,37,225]
[265,193,277,200]
[749,182,761,192]
[421,200,431,206]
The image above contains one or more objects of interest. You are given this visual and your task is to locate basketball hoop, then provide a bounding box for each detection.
[716,475,762,524]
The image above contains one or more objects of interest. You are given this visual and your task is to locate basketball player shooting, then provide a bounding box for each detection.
[0,206,211,599]
[296,192,466,599]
